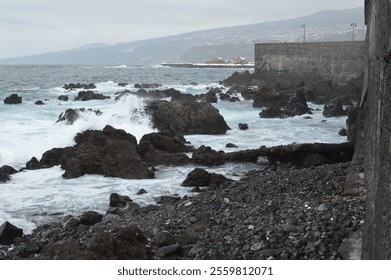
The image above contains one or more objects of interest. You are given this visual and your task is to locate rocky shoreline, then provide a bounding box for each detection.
[0,161,365,260]
[0,72,364,259]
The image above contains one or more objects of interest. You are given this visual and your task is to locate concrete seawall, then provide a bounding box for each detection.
[362,0,391,260]
[255,41,366,82]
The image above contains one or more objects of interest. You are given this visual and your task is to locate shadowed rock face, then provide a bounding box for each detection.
[25,125,154,180]
[145,100,230,135]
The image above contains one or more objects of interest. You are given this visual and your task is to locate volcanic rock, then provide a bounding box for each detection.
[323,99,346,118]
[192,145,225,166]
[74,90,110,101]
[0,222,23,245]
[63,83,96,90]
[182,168,233,187]
[56,108,102,125]
[145,100,230,135]
[4,94,22,104]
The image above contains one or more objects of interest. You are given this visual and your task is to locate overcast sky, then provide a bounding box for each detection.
[0,0,364,59]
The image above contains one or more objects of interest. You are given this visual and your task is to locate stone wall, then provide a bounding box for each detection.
[255,41,366,82]
[362,0,391,260]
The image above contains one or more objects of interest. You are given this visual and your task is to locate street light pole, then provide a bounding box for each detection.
[302,24,306,43]
[351,23,357,41]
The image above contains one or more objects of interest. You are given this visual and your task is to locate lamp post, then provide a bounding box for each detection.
[351,23,357,41]
[302,24,306,43]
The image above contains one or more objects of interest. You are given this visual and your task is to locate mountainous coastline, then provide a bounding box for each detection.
[0,7,365,65]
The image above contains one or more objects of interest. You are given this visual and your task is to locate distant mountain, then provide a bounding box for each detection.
[0,7,365,65]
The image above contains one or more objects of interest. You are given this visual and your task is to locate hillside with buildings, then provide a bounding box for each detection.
[0,7,365,65]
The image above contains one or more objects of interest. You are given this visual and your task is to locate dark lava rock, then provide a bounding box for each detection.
[29,125,154,179]
[48,226,150,259]
[137,132,192,166]
[4,94,22,104]
[252,88,280,108]
[182,168,233,187]
[155,195,181,205]
[134,83,162,89]
[0,165,17,182]
[192,145,225,166]
[118,82,128,87]
[74,91,110,101]
[63,83,96,90]
[56,108,102,125]
[79,211,103,226]
[225,143,239,148]
[259,106,293,119]
[25,157,40,170]
[339,128,348,136]
[58,95,69,101]
[145,100,230,135]
[109,193,133,208]
[35,100,45,105]
[323,99,346,118]
[0,222,23,245]
[136,188,148,195]
[238,123,249,130]
[155,244,181,258]
[152,228,176,247]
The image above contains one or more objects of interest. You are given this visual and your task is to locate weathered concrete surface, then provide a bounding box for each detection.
[255,41,366,82]
[362,0,391,260]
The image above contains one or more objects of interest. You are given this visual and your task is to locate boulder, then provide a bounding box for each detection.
[35,100,45,105]
[284,92,311,116]
[0,165,17,176]
[74,91,110,101]
[109,193,132,208]
[0,172,10,183]
[145,100,230,135]
[118,82,129,87]
[134,83,162,89]
[0,222,23,245]
[58,95,69,101]
[192,145,225,166]
[28,125,154,179]
[238,123,249,130]
[62,126,153,179]
[181,168,233,187]
[56,108,102,125]
[323,99,346,118]
[339,128,348,136]
[259,106,293,119]
[136,132,192,166]
[79,211,103,226]
[252,87,280,108]
[155,195,181,205]
[225,143,239,148]
[4,94,22,104]
[152,228,176,247]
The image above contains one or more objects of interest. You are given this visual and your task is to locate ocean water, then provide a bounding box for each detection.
[0,65,347,233]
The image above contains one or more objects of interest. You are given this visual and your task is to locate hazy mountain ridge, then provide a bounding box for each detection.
[0,7,365,65]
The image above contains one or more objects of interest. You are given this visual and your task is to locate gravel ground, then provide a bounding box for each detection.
[1,162,366,260]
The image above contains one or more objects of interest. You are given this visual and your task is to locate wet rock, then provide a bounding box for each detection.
[259,106,293,119]
[4,93,22,104]
[35,100,45,105]
[136,188,148,195]
[109,193,133,208]
[253,88,280,108]
[0,165,17,183]
[145,100,230,135]
[238,123,249,130]
[0,222,23,245]
[63,83,96,90]
[58,95,69,101]
[134,83,162,89]
[79,211,103,226]
[182,168,233,187]
[225,143,239,148]
[339,128,347,136]
[323,98,346,118]
[74,90,111,101]
[118,82,128,87]
[192,145,225,166]
[56,108,102,125]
